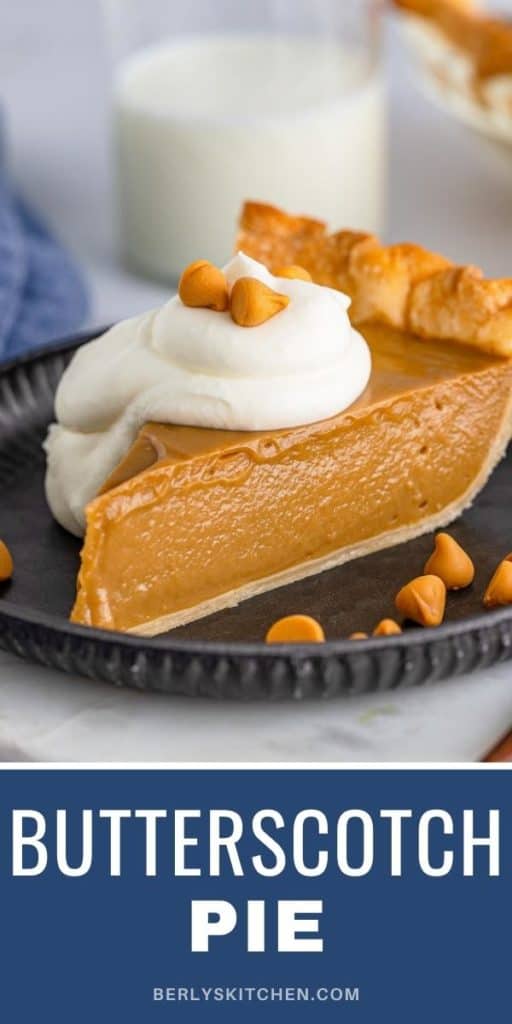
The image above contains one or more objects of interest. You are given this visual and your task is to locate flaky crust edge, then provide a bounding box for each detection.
[236,201,512,358]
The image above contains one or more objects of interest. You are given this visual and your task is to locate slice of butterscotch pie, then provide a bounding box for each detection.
[44,209,512,635]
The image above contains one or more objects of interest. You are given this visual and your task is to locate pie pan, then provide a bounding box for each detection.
[1,331,512,700]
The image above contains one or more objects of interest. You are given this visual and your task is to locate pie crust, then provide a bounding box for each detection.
[237,201,512,357]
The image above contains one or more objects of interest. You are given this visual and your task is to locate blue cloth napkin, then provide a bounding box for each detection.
[0,178,88,363]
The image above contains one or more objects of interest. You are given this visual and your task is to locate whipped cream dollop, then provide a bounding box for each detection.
[45,253,371,535]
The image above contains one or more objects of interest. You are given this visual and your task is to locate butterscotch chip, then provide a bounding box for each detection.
[483,559,512,608]
[349,632,368,640]
[275,264,312,282]
[373,619,402,636]
[230,277,290,327]
[178,260,229,311]
[424,532,475,590]
[0,540,13,582]
[266,614,325,644]
[395,574,446,627]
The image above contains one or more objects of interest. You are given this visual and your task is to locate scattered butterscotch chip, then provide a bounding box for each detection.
[424,532,474,590]
[483,559,512,608]
[230,277,290,327]
[275,264,312,282]
[349,632,369,640]
[178,259,229,311]
[266,614,325,644]
[373,619,402,636]
[395,574,446,627]
[0,540,13,582]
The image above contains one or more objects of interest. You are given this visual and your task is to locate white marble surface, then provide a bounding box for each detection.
[0,648,512,763]
[1,1,512,762]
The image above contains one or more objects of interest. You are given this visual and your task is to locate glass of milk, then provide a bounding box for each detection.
[104,0,386,282]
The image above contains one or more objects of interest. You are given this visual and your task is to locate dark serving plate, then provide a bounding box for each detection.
[1,330,512,699]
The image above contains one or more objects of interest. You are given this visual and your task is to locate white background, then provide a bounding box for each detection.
[1,0,512,761]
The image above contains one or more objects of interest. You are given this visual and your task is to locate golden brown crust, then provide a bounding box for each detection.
[237,201,512,357]
[394,0,512,80]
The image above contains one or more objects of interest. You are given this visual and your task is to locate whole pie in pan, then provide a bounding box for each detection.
[49,203,512,636]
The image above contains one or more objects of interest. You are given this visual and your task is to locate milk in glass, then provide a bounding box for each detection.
[114,34,386,280]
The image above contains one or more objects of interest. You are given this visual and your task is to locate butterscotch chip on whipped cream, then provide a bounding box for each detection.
[424,532,474,590]
[0,540,13,582]
[266,615,325,644]
[395,575,446,627]
[483,556,512,608]
[230,277,290,327]
[178,259,229,312]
